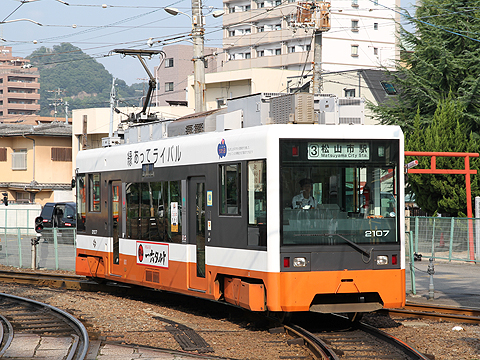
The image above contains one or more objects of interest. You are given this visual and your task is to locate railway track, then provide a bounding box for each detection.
[285,314,429,360]
[0,270,478,359]
[0,292,89,359]
[381,303,480,324]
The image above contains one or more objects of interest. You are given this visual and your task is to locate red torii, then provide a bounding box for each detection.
[405,151,479,261]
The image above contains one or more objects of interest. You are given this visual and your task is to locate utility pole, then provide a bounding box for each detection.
[294,2,331,94]
[47,88,64,121]
[64,101,69,124]
[109,78,116,137]
[192,0,205,113]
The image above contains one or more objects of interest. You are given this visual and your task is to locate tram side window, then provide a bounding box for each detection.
[88,174,101,212]
[76,174,86,231]
[220,163,241,215]
[247,160,267,247]
[126,181,182,242]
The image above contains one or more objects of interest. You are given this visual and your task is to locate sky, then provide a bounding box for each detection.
[1,0,415,86]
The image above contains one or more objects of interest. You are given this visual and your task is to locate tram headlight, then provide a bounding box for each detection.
[293,257,307,267]
[376,255,388,265]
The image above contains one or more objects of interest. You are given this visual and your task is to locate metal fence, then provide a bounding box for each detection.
[405,216,480,263]
[0,206,42,236]
[1,213,478,278]
[0,227,76,271]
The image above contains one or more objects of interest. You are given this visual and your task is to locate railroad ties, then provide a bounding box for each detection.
[0,293,88,359]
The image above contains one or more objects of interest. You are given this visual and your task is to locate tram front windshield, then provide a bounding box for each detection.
[281,139,399,246]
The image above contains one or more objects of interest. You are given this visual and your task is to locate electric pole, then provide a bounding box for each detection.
[64,101,69,124]
[294,2,331,94]
[47,88,64,121]
[191,0,206,113]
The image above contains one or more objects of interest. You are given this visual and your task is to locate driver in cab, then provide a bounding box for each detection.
[292,178,317,209]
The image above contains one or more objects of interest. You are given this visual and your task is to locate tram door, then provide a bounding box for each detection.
[110,181,122,276]
[188,177,207,292]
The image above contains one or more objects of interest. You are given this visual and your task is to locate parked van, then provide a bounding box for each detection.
[35,202,76,244]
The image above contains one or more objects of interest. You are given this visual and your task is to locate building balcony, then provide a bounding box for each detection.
[222,52,313,71]
[6,103,40,111]
[7,82,40,89]
[5,92,40,100]
[223,5,296,27]
[225,28,309,48]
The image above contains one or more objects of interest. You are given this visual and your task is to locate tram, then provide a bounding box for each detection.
[75,93,405,315]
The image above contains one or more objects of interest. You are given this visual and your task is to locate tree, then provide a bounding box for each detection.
[27,43,142,116]
[406,97,480,216]
[370,0,480,134]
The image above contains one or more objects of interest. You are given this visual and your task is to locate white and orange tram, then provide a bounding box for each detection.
[75,93,405,316]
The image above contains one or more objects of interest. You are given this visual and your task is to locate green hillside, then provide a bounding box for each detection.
[27,43,144,117]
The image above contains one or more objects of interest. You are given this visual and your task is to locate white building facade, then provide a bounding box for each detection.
[220,0,400,76]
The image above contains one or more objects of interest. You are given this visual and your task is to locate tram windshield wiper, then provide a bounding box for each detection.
[331,234,371,258]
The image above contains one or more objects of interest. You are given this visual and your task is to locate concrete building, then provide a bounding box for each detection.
[220,0,400,76]
[0,46,40,120]
[187,67,299,110]
[0,122,73,205]
[153,45,222,107]
[187,67,396,124]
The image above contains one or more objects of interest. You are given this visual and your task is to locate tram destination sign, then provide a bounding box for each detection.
[308,142,370,160]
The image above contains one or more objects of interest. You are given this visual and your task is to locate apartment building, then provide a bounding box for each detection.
[153,44,222,107]
[0,123,73,205]
[220,0,400,77]
[0,46,40,119]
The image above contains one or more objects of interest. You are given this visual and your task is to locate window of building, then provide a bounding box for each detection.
[165,58,174,68]
[51,147,72,161]
[245,52,251,59]
[275,0,281,5]
[88,174,101,212]
[258,2,265,8]
[245,4,251,10]
[374,22,378,30]
[229,30,235,37]
[351,20,359,31]
[374,47,378,55]
[288,46,295,53]
[220,163,241,215]
[258,25,264,32]
[381,81,397,95]
[244,28,251,34]
[0,148,6,162]
[229,6,235,13]
[275,48,281,55]
[258,50,264,57]
[0,101,2,106]
[217,98,226,108]
[165,82,174,92]
[351,45,359,57]
[16,192,30,203]
[275,23,282,30]
[11,149,27,170]
[306,44,311,51]
[344,89,356,97]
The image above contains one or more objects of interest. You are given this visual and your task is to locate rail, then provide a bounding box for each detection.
[0,292,89,360]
